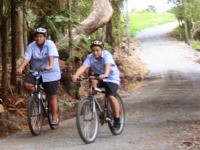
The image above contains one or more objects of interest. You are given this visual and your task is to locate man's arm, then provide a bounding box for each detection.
[17,59,29,75]
[45,56,54,71]
[99,63,111,79]
[72,65,88,82]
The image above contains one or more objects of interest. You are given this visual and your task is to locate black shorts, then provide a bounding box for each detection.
[24,75,59,95]
[98,81,118,97]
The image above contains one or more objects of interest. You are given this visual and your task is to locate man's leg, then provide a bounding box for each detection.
[23,75,36,92]
[105,82,120,128]
[42,80,59,124]
[48,94,58,122]
[108,95,120,118]
[24,83,35,92]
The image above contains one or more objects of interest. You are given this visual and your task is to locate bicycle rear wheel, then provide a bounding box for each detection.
[107,93,125,135]
[76,98,99,144]
[27,95,43,136]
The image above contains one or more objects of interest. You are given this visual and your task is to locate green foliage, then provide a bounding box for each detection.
[129,12,176,37]
[78,0,93,21]
[169,0,200,40]
[185,0,200,22]
[0,0,10,19]
[175,25,185,40]
[191,42,200,50]
[64,102,73,111]
[26,0,79,42]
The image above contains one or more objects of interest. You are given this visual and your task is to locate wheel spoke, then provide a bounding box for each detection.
[27,96,43,136]
[76,98,99,144]
[107,94,125,135]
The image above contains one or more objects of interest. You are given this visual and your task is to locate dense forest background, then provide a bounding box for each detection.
[0,0,125,102]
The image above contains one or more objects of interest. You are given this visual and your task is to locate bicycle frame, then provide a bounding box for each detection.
[76,76,125,144]
[26,70,48,117]
[81,77,110,123]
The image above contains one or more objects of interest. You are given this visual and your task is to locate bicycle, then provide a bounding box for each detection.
[23,70,60,136]
[76,77,125,144]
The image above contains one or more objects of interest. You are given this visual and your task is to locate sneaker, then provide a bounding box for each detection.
[113,122,120,130]
[113,117,120,130]
[51,118,59,126]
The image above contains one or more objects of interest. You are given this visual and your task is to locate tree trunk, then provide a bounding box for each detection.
[73,0,78,14]
[10,0,17,86]
[106,20,114,47]
[125,0,130,55]
[1,19,8,96]
[182,0,190,45]
[67,0,72,50]
[17,8,24,58]
[23,0,28,50]
[62,0,114,46]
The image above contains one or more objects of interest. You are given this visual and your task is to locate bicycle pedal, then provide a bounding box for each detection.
[106,117,111,121]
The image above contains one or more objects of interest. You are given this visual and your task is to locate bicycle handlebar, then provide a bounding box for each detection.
[77,76,107,82]
[22,69,46,75]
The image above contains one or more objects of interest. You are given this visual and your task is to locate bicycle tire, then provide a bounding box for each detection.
[76,98,99,144]
[107,93,125,135]
[27,95,43,136]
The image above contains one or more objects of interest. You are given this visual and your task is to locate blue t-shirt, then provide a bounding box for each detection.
[24,40,61,82]
[83,50,120,85]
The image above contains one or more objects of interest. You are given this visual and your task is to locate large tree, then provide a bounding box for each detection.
[0,0,10,97]
[11,0,18,86]
[68,0,114,45]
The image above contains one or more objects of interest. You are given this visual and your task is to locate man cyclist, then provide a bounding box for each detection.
[17,27,61,126]
[72,39,121,129]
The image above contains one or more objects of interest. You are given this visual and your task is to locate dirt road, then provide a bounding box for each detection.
[1,22,200,149]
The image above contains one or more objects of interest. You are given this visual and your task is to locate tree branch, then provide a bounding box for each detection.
[64,0,114,46]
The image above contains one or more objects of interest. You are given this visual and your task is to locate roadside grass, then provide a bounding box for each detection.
[129,11,176,37]
[191,42,200,51]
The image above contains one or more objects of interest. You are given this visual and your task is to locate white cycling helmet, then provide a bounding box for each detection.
[34,27,47,36]
[90,40,104,49]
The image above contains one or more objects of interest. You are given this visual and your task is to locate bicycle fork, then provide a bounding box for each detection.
[37,93,43,115]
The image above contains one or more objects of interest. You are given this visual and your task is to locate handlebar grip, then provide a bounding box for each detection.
[22,70,27,74]
[77,77,83,81]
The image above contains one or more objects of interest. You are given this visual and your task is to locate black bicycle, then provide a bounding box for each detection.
[76,77,125,144]
[24,70,60,136]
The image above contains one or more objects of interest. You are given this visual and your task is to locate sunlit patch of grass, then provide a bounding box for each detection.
[192,42,200,51]
[64,102,74,111]
[128,11,176,37]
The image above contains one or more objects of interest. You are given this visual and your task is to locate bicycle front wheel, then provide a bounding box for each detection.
[107,93,125,135]
[76,98,99,144]
[27,95,43,136]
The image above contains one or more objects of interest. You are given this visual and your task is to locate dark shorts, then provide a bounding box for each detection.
[98,81,118,97]
[24,75,59,95]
